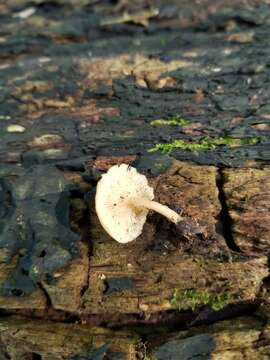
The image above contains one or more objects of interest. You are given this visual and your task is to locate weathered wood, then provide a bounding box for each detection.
[223,167,270,255]
[80,161,267,316]
[0,316,139,360]
[42,241,89,313]
[0,260,46,310]
[150,316,270,359]
[1,160,267,322]
[1,0,270,358]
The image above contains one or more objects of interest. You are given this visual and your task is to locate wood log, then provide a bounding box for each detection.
[1,0,270,358]
[150,316,270,359]
[223,168,270,255]
[0,316,139,360]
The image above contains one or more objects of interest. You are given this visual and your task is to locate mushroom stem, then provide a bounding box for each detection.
[128,197,183,224]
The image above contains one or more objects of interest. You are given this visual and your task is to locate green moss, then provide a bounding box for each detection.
[171,289,230,311]
[150,117,189,127]
[148,136,261,153]
[112,133,133,140]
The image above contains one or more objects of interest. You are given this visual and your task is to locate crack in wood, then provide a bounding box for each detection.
[216,168,241,252]
[37,282,52,310]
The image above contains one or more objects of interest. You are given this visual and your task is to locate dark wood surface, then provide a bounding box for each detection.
[0,0,270,358]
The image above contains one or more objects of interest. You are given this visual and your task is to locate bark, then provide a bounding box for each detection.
[1,0,270,358]
[0,316,139,360]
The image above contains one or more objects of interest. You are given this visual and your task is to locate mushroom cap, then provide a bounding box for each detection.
[95,164,154,243]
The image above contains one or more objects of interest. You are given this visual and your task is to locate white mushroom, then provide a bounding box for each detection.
[95,163,183,243]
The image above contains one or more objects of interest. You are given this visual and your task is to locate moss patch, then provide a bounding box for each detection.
[148,137,261,153]
[171,289,230,311]
[150,117,190,127]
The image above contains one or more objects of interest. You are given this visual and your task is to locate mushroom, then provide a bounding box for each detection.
[95,163,183,243]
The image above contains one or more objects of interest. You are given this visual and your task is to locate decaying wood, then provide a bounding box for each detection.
[82,161,268,315]
[42,241,89,312]
[1,0,270,358]
[0,316,139,360]
[223,167,270,255]
[150,316,270,359]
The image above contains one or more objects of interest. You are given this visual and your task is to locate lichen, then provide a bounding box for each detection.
[171,289,230,311]
[150,117,189,127]
[148,136,261,153]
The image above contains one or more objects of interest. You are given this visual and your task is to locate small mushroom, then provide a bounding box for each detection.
[95,163,183,243]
